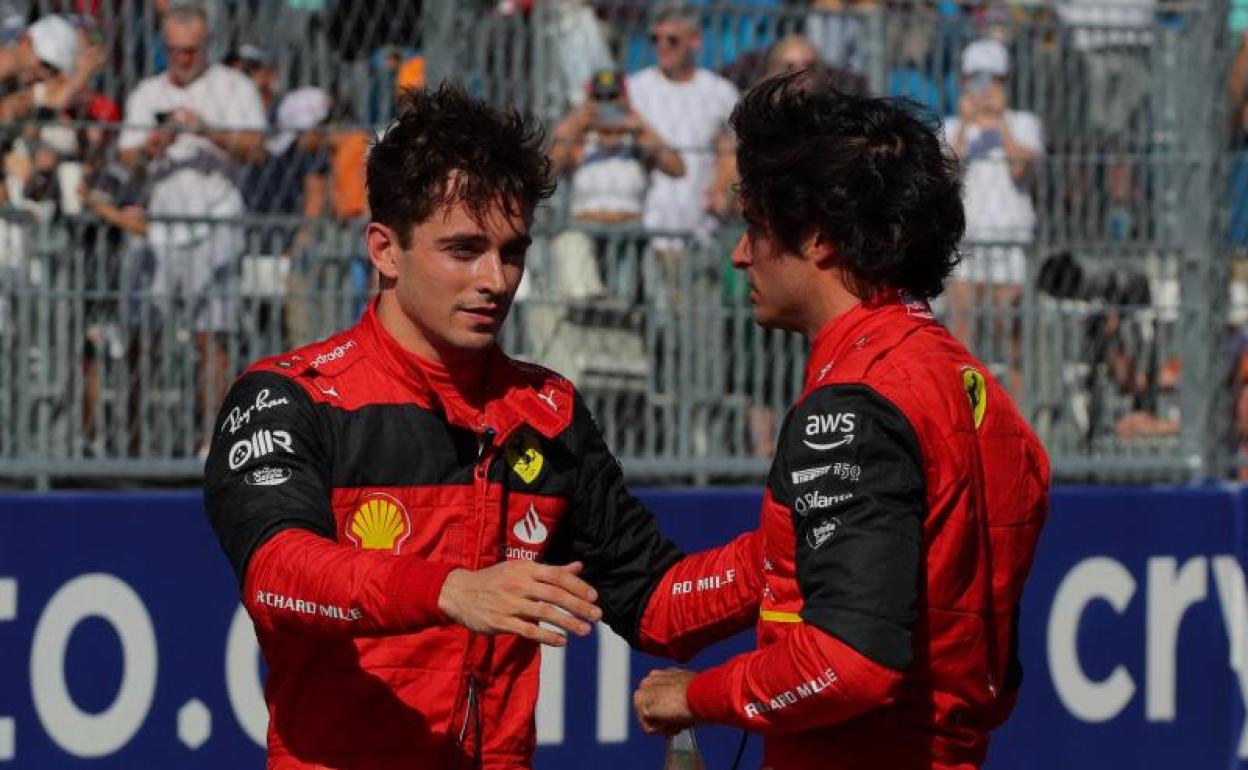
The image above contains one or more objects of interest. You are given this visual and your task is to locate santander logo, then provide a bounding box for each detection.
[513,503,549,545]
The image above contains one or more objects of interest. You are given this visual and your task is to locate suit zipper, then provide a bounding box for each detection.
[456,425,496,767]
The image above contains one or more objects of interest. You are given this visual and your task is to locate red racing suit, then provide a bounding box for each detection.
[637,293,1050,769]
[203,300,684,769]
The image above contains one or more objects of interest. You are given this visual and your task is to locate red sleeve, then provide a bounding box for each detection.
[685,624,903,735]
[204,371,457,638]
[636,531,764,661]
[243,529,456,637]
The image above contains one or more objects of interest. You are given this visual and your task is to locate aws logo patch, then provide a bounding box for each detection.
[345,493,411,554]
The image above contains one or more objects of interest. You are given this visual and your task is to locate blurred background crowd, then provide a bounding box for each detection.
[0,0,1243,486]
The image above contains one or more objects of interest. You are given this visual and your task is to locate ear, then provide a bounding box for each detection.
[803,229,837,268]
[366,222,401,281]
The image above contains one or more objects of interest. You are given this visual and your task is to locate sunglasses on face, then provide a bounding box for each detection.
[650,33,684,48]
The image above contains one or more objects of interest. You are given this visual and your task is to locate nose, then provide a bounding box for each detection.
[476,250,508,296]
[730,232,750,270]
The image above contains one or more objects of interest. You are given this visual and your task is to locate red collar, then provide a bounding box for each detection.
[806,292,933,386]
[357,299,572,440]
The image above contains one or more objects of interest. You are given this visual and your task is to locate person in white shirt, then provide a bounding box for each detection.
[627,5,738,247]
[943,39,1043,376]
[118,2,266,452]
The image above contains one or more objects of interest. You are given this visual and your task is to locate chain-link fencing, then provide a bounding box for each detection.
[0,0,1238,485]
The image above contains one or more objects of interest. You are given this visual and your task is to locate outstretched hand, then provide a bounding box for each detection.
[437,560,601,646]
[633,668,698,735]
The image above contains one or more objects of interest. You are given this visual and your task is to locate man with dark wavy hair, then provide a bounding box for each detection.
[204,85,688,769]
[632,73,1050,769]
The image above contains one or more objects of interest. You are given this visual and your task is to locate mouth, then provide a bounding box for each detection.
[458,305,507,326]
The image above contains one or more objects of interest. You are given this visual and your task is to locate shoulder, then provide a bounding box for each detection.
[204,64,254,90]
[772,383,922,499]
[125,75,165,107]
[243,330,366,406]
[696,68,738,98]
[248,330,364,379]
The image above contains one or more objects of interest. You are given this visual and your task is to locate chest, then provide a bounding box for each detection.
[322,406,574,568]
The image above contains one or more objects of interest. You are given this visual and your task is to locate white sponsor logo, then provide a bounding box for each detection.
[254,590,361,621]
[806,516,842,549]
[505,546,541,561]
[537,388,559,412]
[831,462,861,482]
[310,340,356,369]
[802,412,856,451]
[513,503,549,545]
[244,465,292,487]
[671,569,737,596]
[316,383,339,399]
[815,363,833,383]
[793,490,853,515]
[228,429,294,471]
[743,668,839,718]
[791,465,831,485]
[221,388,290,435]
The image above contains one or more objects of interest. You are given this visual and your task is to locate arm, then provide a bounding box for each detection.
[705,131,735,216]
[998,115,1039,182]
[83,197,148,236]
[204,371,459,639]
[634,113,684,178]
[544,393,687,646]
[643,385,925,735]
[636,530,763,661]
[549,102,594,176]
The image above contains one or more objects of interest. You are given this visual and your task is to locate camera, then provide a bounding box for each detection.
[588,69,626,128]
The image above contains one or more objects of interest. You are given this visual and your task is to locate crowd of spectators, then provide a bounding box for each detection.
[0,0,1231,459]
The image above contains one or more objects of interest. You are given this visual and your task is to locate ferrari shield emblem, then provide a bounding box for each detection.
[962,367,987,430]
[504,431,544,484]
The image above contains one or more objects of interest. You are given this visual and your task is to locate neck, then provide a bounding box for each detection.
[801,272,864,341]
[661,63,695,82]
[376,292,490,373]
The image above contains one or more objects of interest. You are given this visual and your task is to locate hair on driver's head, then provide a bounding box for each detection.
[731,70,964,300]
[367,85,556,247]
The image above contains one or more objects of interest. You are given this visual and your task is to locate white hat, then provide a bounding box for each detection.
[266,87,331,155]
[961,39,1008,77]
[27,15,78,74]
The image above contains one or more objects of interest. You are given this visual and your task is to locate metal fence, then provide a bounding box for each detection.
[0,0,1239,486]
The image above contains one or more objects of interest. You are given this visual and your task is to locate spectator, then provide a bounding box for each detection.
[0,15,106,122]
[117,1,266,453]
[1230,31,1248,251]
[551,70,684,226]
[628,4,738,250]
[234,43,279,115]
[943,38,1042,377]
[545,69,683,303]
[1057,0,1156,240]
[805,0,877,75]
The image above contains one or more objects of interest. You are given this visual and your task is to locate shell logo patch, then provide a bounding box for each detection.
[345,493,411,554]
[504,431,544,485]
[962,367,987,430]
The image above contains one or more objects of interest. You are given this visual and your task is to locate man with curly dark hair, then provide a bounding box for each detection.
[631,73,1051,769]
[204,85,689,769]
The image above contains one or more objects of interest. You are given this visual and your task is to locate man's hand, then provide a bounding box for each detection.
[633,668,698,735]
[437,560,602,646]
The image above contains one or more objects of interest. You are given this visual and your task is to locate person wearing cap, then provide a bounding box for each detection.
[0,15,106,121]
[943,38,1043,380]
[117,1,267,454]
